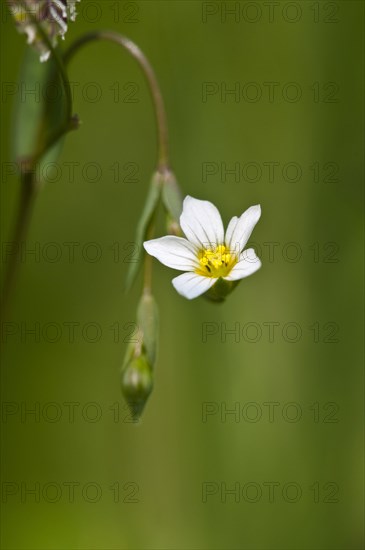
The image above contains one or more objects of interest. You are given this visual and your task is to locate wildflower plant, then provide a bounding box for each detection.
[3,1,262,420]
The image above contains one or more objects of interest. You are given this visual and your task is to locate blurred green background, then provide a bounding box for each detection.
[1,1,364,548]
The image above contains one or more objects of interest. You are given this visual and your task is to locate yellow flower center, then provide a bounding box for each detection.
[195,244,237,278]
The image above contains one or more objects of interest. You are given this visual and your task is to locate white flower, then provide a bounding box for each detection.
[143,196,262,300]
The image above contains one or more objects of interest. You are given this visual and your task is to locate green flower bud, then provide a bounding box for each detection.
[120,293,158,421]
[203,278,239,303]
[121,356,153,422]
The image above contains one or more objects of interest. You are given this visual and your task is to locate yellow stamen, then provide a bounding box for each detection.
[195,244,237,278]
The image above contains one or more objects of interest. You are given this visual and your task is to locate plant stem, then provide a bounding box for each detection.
[1,170,37,318]
[63,31,170,170]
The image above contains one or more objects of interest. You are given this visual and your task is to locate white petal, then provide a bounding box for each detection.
[224,249,262,281]
[143,236,198,271]
[180,196,224,249]
[172,272,217,300]
[225,205,261,254]
[225,215,239,253]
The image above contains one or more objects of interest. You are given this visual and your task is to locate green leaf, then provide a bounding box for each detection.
[12,46,68,180]
[125,172,162,291]
[162,170,183,222]
[137,293,159,366]
[121,342,136,372]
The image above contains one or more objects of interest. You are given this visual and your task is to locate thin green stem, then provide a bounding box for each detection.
[64,30,170,169]
[1,171,37,318]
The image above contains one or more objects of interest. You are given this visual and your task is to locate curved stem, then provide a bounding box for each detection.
[64,30,170,169]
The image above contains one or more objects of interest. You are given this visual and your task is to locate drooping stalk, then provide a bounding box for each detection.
[63,30,170,171]
[64,31,171,295]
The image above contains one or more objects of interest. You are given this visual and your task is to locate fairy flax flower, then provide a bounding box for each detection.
[7,0,80,61]
[144,196,262,300]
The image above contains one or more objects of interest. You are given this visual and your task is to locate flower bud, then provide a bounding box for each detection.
[120,293,158,421]
[121,356,153,422]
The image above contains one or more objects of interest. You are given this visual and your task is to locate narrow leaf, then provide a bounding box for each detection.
[125,172,162,291]
[162,170,183,222]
